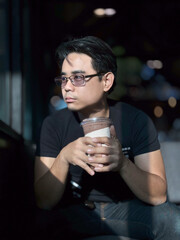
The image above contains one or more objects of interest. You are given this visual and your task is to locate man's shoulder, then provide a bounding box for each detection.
[109,99,141,115]
[43,108,75,127]
[52,107,72,117]
[47,108,72,120]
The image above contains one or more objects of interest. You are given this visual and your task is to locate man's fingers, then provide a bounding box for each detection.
[94,163,115,172]
[83,164,95,176]
[110,125,117,138]
[87,145,111,156]
[83,136,99,147]
[75,158,95,176]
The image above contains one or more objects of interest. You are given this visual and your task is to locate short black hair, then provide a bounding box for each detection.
[55,36,117,93]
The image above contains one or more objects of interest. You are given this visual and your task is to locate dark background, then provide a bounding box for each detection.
[0,1,180,239]
[27,0,180,142]
[1,0,180,142]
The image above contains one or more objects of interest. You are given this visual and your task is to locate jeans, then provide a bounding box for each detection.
[36,199,180,240]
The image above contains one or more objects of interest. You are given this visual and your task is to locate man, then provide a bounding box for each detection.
[35,36,180,239]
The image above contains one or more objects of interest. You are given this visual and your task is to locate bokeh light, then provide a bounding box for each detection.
[147,60,163,69]
[105,8,116,16]
[168,96,177,108]
[94,8,116,17]
[93,8,105,17]
[154,106,163,118]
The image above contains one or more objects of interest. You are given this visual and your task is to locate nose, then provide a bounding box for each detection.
[64,79,75,92]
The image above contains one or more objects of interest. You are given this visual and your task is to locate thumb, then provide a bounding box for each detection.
[110,125,116,138]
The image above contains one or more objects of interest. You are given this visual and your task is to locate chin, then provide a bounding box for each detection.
[66,104,81,112]
[67,105,90,115]
[67,102,99,114]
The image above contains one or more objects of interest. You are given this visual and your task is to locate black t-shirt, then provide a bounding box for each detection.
[36,100,160,204]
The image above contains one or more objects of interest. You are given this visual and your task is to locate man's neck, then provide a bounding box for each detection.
[78,102,109,121]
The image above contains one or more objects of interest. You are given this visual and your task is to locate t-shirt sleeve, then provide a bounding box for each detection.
[131,111,160,156]
[36,115,61,158]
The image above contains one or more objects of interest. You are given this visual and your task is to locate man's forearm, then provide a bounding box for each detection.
[119,158,167,205]
[34,155,69,210]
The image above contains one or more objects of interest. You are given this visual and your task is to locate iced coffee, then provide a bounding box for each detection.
[81,117,112,138]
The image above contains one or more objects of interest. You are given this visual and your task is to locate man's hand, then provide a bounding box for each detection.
[59,137,105,176]
[60,125,127,175]
[86,136,127,173]
[84,125,128,173]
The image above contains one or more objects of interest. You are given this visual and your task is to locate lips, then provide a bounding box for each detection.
[65,97,76,103]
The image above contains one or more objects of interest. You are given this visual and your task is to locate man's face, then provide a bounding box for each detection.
[61,52,107,115]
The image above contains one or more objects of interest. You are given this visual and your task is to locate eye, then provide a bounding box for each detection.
[61,76,67,82]
[74,75,84,81]
[55,79,61,86]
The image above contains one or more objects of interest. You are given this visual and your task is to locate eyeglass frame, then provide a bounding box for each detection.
[54,72,105,88]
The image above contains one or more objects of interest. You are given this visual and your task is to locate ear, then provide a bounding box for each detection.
[103,72,114,92]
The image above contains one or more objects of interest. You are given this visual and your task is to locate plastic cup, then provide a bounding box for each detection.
[81,117,112,138]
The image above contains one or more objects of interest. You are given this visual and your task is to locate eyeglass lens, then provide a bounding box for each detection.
[55,73,103,88]
[61,75,85,87]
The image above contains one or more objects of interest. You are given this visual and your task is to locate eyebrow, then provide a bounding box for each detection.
[61,70,86,75]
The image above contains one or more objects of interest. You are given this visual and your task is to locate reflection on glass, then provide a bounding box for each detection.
[0,3,10,125]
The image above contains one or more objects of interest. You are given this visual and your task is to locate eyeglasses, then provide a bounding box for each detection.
[54,73,104,88]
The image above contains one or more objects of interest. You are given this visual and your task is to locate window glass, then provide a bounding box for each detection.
[0,1,10,125]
